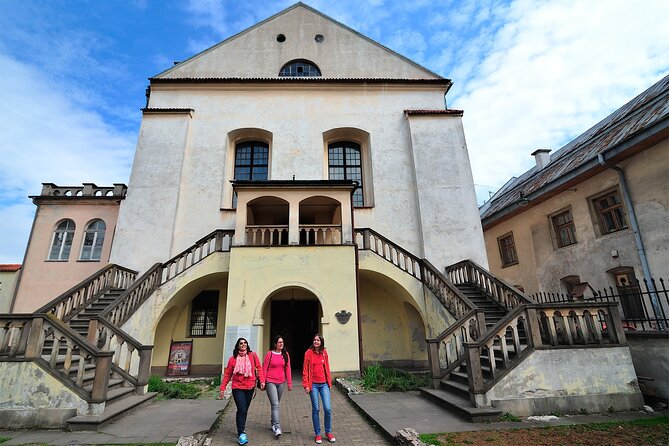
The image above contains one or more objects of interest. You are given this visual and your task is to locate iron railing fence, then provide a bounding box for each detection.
[531,278,668,331]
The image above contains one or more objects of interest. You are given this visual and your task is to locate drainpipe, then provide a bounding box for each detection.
[351,183,364,375]
[597,154,663,328]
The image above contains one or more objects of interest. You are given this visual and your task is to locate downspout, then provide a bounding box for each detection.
[351,183,364,375]
[597,154,663,328]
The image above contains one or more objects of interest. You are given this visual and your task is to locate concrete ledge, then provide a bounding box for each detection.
[0,408,77,429]
[492,392,645,417]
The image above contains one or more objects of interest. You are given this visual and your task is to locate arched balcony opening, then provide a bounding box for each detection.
[246,196,289,246]
[298,196,342,245]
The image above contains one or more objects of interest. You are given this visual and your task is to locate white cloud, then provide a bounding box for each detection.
[0,55,135,262]
[451,0,669,203]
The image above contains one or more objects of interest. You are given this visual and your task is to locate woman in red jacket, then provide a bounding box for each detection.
[302,334,335,443]
[220,338,264,445]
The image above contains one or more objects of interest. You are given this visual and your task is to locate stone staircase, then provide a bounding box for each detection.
[420,283,522,421]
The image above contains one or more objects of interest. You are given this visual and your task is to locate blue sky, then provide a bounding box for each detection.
[1,0,668,263]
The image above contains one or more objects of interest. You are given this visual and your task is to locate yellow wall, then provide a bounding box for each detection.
[226,245,359,373]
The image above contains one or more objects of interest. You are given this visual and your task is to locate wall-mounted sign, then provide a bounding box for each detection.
[166,340,192,376]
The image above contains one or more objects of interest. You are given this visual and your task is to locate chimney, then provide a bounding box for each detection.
[531,148,552,170]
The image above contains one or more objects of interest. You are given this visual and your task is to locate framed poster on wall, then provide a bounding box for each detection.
[166,340,192,376]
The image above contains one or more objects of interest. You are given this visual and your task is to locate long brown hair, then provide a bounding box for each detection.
[273,335,289,364]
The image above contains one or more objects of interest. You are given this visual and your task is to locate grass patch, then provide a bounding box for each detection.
[361,364,431,391]
[0,438,10,444]
[148,376,219,400]
[500,412,521,422]
[424,415,669,446]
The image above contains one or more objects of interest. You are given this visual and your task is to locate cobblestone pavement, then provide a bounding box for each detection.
[209,384,392,445]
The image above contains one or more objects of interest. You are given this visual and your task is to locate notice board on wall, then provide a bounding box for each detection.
[166,340,192,376]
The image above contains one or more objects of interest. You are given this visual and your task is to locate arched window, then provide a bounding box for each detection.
[328,141,363,206]
[278,60,321,77]
[80,219,106,261]
[233,141,269,208]
[48,219,75,261]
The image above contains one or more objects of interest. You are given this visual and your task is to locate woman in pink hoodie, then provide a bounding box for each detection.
[262,335,292,438]
[220,338,264,445]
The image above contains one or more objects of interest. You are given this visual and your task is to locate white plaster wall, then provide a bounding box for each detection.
[111,112,192,271]
[0,270,19,313]
[484,347,641,406]
[0,362,88,427]
[112,84,477,274]
[407,115,488,268]
[159,5,438,80]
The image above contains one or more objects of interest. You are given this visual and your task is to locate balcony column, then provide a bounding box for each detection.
[289,199,300,245]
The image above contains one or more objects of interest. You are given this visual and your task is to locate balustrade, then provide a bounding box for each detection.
[299,224,342,245]
[246,225,288,246]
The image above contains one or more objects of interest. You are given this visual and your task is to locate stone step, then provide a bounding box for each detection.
[67,392,157,431]
[419,387,501,422]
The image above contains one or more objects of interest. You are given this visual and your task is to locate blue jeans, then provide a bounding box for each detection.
[309,382,332,435]
[232,388,254,436]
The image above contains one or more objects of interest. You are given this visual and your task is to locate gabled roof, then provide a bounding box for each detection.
[481,74,669,228]
[154,2,443,80]
[0,264,21,272]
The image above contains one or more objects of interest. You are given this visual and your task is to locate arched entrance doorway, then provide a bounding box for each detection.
[268,287,320,371]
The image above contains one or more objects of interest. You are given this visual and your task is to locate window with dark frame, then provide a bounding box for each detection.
[613,270,644,320]
[593,191,627,234]
[551,209,577,248]
[189,291,219,337]
[49,219,76,261]
[233,141,269,208]
[278,60,321,77]
[328,141,363,206]
[497,233,518,267]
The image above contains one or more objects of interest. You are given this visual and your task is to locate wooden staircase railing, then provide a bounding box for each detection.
[98,229,234,327]
[353,228,486,388]
[0,313,115,402]
[35,265,137,322]
[446,259,534,309]
[464,301,627,402]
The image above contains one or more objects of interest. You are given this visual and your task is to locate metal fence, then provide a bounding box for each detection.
[531,278,668,332]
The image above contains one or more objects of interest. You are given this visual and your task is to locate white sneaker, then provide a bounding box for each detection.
[271,425,277,433]
[275,426,282,437]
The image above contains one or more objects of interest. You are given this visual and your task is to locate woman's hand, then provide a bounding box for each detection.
[218,390,225,399]
[261,382,266,391]
[304,387,310,393]
[288,385,293,391]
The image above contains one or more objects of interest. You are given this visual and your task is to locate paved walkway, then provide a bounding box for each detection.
[209,384,391,445]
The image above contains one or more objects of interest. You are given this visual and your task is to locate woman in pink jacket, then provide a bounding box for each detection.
[262,335,292,438]
[220,337,264,445]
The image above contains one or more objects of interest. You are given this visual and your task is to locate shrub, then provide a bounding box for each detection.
[361,365,430,391]
[147,376,201,399]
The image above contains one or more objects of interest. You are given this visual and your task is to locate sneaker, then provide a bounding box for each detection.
[271,425,277,434]
[325,432,336,443]
[315,434,323,444]
[275,426,282,437]
[238,433,248,445]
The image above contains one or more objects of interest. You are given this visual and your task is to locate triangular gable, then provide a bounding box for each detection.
[155,2,442,80]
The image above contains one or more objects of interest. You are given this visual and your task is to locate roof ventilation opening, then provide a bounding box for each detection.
[276,34,286,42]
[531,148,552,170]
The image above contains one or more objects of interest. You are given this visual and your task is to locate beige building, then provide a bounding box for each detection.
[1,3,644,429]
[481,74,668,296]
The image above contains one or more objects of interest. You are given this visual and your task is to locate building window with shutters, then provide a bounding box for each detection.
[550,208,577,248]
[497,232,518,267]
[189,291,219,337]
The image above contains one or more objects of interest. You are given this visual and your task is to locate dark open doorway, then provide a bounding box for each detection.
[270,298,319,371]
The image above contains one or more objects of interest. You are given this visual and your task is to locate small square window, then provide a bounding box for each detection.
[497,232,518,267]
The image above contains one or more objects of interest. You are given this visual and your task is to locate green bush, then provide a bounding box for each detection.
[148,376,166,393]
[361,365,430,392]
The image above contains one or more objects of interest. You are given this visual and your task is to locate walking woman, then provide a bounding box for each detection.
[302,334,335,443]
[263,335,293,438]
[220,338,264,445]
